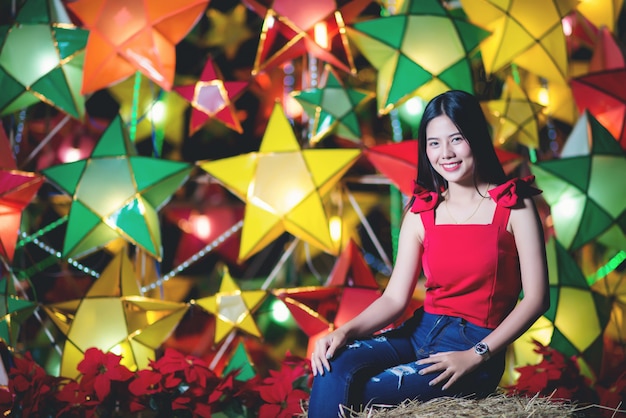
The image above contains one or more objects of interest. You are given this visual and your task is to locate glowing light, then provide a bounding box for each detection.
[61,147,82,163]
[561,16,573,36]
[314,22,329,49]
[552,193,581,221]
[283,94,303,119]
[270,299,291,323]
[537,86,550,106]
[397,96,425,127]
[148,100,166,123]
[329,215,342,244]
[191,215,212,240]
[403,96,425,116]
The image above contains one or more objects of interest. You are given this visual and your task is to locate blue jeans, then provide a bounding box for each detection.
[307,309,505,417]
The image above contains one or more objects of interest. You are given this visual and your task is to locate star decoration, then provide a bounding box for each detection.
[223,341,257,382]
[588,27,625,72]
[531,111,626,251]
[571,70,626,151]
[66,0,210,94]
[347,0,490,115]
[291,66,374,144]
[198,102,361,261]
[0,272,38,348]
[0,127,44,262]
[481,76,544,149]
[42,115,193,260]
[363,140,418,196]
[563,10,599,56]
[293,189,381,265]
[108,74,189,157]
[0,0,88,118]
[193,268,267,345]
[174,58,248,135]
[242,0,373,75]
[274,239,381,355]
[41,251,190,377]
[576,0,624,33]
[520,69,578,126]
[200,4,255,60]
[513,237,611,376]
[460,0,578,83]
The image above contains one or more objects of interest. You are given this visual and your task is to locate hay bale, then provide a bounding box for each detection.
[299,393,615,417]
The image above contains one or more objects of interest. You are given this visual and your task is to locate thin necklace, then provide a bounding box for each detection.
[444,184,490,224]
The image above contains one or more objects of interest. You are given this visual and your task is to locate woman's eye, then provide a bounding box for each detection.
[427,141,439,147]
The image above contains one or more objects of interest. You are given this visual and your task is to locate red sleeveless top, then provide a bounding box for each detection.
[409,176,540,329]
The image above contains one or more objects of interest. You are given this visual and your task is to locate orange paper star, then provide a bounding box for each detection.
[67,0,210,94]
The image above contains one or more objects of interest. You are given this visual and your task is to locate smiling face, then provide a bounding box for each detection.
[425,114,475,186]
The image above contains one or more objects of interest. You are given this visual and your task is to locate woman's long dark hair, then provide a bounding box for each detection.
[416,90,507,193]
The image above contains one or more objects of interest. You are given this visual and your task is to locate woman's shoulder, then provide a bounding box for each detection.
[488,175,542,209]
[408,184,440,214]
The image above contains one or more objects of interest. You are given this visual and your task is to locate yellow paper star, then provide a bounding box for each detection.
[481,76,544,149]
[577,0,624,33]
[193,269,267,344]
[202,4,255,60]
[42,251,189,378]
[198,103,361,260]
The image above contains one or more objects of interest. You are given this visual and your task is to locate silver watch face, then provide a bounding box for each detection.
[475,342,489,355]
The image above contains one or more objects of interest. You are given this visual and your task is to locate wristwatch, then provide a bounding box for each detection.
[474,341,491,361]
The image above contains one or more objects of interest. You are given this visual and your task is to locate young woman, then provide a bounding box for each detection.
[307,90,549,417]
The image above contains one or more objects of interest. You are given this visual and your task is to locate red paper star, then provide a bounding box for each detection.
[242,0,373,75]
[0,128,44,262]
[363,140,418,196]
[67,0,210,94]
[274,239,382,355]
[174,58,248,135]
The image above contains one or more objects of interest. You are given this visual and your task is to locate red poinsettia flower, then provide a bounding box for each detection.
[257,388,308,418]
[129,369,162,397]
[152,348,217,389]
[77,348,134,401]
[55,381,99,416]
[596,370,626,415]
[506,340,596,403]
[255,358,310,418]
[6,352,66,416]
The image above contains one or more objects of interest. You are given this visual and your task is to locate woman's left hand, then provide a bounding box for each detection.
[416,349,483,390]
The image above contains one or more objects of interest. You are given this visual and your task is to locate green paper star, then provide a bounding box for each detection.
[0,273,37,347]
[292,66,374,144]
[347,0,490,114]
[0,0,88,118]
[42,115,193,260]
[514,238,611,377]
[531,111,626,251]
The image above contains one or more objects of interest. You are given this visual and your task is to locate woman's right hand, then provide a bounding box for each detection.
[310,328,348,376]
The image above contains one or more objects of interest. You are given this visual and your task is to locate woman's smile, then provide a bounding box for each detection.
[440,161,461,172]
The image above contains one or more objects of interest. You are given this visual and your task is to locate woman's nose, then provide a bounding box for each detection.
[442,143,455,158]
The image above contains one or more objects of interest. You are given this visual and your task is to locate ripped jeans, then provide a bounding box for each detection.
[307,309,505,417]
